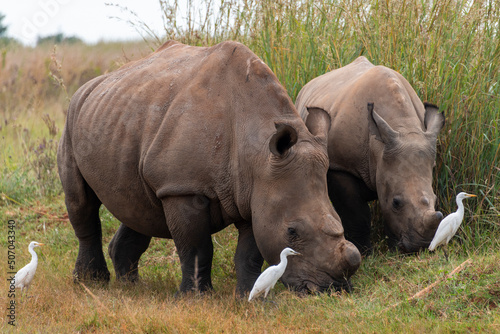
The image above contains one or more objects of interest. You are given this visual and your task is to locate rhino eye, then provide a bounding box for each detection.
[392,197,404,211]
[287,227,299,239]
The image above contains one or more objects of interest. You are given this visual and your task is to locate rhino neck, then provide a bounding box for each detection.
[226,119,274,223]
[229,155,253,222]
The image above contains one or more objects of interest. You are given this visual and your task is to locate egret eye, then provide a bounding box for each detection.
[392,197,403,211]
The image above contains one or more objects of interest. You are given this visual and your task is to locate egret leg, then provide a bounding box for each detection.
[20,286,29,300]
[264,299,278,306]
[263,291,279,307]
[263,287,271,299]
[443,246,449,262]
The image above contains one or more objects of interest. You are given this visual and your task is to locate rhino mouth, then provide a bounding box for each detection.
[291,272,353,294]
[397,234,433,254]
[386,226,433,253]
[386,223,433,253]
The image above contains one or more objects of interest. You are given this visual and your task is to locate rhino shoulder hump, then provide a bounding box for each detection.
[353,56,372,66]
[156,40,182,52]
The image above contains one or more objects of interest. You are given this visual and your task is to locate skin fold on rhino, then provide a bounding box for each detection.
[295,56,445,254]
[57,40,361,295]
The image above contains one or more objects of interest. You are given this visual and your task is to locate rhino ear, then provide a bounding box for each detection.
[424,103,445,139]
[270,123,298,157]
[305,107,331,141]
[369,103,399,148]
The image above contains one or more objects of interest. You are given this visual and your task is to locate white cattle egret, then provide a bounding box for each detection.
[248,247,300,301]
[429,192,476,260]
[14,241,44,294]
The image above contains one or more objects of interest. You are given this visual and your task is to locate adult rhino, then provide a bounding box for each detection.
[295,56,445,254]
[58,40,361,295]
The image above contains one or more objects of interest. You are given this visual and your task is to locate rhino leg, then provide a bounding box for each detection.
[327,170,374,255]
[109,223,152,282]
[163,196,213,293]
[234,222,264,296]
[59,158,110,282]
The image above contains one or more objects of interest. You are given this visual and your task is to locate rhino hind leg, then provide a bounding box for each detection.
[162,196,214,293]
[234,222,264,296]
[109,223,152,282]
[59,159,110,282]
[327,170,374,255]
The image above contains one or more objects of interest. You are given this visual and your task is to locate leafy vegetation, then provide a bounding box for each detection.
[0,12,7,37]
[36,33,84,46]
[1,0,499,332]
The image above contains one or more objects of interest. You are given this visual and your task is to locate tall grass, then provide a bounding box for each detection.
[253,0,500,229]
[0,1,497,239]
[124,0,499,235]
[0,41,151,202]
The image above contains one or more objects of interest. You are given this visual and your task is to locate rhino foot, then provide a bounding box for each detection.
[73,255,110,283]
[109,223,152,283]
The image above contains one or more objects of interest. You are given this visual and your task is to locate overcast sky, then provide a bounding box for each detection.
[2,0,173,45]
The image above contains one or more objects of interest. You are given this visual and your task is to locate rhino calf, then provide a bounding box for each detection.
[58,41,361,294]
[296,56,445,254]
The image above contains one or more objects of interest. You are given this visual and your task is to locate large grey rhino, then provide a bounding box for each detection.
[57,40,361,295]
[295,56,445,254]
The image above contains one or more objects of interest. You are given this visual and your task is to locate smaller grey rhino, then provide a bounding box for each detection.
[296,56,445,254]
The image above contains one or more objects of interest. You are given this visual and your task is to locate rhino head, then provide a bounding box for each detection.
[250,109,361,292]
[370,103,445,253]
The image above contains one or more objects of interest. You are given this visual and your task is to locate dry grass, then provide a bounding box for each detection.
[1,202,499,333]
[0,41,151,164]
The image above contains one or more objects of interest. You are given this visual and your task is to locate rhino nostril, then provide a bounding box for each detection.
[344,243,361,269]
[435,211,443,221]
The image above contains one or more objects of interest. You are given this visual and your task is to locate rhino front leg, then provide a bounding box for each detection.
[234,222,264,296]
[109,223,152,282]
[327,170,375,255]
[162,196,214,293]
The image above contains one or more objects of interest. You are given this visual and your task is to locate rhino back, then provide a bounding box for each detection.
[63,40,293,236]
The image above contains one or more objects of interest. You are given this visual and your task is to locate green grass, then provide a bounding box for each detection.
[1,0,499,332]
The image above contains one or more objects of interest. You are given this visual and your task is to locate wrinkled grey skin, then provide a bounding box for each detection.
[296,57,445,254]
[57,40,361,295]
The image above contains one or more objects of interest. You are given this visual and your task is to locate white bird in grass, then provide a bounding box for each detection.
[14,241,44,294]
[248,247,301,301]
[429,192,476,260]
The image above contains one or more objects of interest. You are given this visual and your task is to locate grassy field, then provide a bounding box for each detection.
[1,0,499,332]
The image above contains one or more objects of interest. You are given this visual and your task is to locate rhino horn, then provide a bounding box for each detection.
[305,107,332,141]
[423,103,445,143]
[369,102,400,148]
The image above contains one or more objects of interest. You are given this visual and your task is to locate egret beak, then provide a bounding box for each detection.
[37,243,45,246]
[293,251,301,256]
[466,194,477,198]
